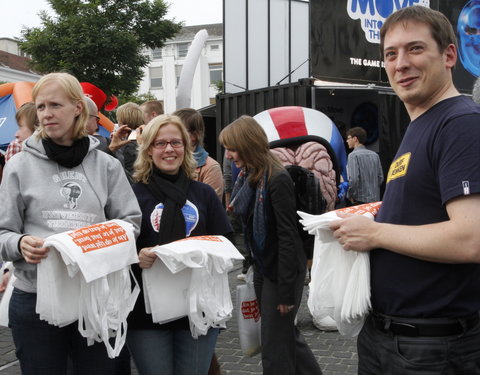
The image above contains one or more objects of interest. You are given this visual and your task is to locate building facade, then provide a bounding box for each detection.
[0,38,41,83]
[137,24,223,114]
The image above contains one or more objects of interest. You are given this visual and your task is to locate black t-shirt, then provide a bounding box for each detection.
[128,179,232,330]
[372,96,480,317]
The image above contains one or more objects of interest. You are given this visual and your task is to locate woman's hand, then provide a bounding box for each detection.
[0,271,10,293]
[138,247,157,269]
[136,125,146,145]
[108,125,132,152]
[277,304,295,316]
[20,236,49,264]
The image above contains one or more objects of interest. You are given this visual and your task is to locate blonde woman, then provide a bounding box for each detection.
[126,115,232,375]
[0,72,141,374]
[219,115,322,375]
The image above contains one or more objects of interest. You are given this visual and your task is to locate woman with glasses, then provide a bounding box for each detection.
[126,115,232,375]
[0,72,141,374]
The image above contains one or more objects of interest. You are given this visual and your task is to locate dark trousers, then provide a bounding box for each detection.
[254,269,322,375]
[358,313,480,375]
[9,288,130,375]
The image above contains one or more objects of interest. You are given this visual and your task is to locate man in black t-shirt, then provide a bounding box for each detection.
[330,6,480,375]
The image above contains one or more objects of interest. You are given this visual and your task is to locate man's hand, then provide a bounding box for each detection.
[329,212,377,252]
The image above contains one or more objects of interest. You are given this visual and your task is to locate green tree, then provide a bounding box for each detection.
[19,0,182,105]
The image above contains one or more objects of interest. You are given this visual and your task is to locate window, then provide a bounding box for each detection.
[152,48,162,59]
[175,65,183,86]
[210,44,219,51]
[177,43,189,58]
[150,67,163,89]
[209,63,223,85]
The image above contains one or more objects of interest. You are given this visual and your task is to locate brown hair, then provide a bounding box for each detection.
[15,102,37,132]
[346,127,367,145]
[219,115,283,184]
[173,108,205,147]
[141,100,164,116]
[380,6,457,55]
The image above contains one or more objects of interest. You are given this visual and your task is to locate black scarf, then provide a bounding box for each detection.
[42,137,90,168]
[146,167,190,245]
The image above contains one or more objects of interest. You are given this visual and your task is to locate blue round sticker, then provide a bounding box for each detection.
[150,200,199,236]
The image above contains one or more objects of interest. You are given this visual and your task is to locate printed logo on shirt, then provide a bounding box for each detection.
[177,235,223,243]
[386,152,411,184]
[68,222,129,253]
[150,200,199,236]
[60,182,82,209]
[463,181,470,195]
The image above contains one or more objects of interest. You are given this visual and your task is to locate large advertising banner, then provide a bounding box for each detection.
[310,0,478,93]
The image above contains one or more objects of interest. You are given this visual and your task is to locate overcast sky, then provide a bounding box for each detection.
[1,0,223,39]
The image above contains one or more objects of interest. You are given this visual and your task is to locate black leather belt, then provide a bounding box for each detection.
[372,312,480,337]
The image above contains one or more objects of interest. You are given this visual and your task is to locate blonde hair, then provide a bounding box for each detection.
[116,102,144,130]
[32,72,88,141]
[219,115,283,184]
[133,115,197,183]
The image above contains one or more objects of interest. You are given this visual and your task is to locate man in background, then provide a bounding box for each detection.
[345,127,383,205]
[140,100,163,125]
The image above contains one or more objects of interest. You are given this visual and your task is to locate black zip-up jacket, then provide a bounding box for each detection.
[245,169,307,305]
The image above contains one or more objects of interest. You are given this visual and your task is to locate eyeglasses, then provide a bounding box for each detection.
[152,139,184,149]
[90,114,100,121]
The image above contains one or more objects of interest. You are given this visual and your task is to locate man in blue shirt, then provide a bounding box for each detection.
[345,127,383,205]
[330,6,480,374]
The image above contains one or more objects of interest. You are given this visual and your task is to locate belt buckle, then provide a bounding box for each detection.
[391,322,419,336]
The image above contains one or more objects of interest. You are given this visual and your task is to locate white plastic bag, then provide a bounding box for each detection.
[0,262,15,327]
[143,235,244,338]
[299,202,381,337]
[236,267,261,357]
[38,219,139,358]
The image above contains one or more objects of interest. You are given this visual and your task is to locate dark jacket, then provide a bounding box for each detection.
[246,169,306,305]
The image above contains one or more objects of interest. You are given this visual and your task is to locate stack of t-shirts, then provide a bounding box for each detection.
[39,219,139,358]
[299,202,381,337]
[143,235,244,338]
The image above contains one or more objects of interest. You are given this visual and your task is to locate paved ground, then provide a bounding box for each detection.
[0,261,358,374]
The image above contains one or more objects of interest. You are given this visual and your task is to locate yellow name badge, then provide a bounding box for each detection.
[387,152,411,183]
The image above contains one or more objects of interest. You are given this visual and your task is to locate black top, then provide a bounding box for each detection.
[245,169,306,305]
[372,96,480,317]
[128,179,232,330]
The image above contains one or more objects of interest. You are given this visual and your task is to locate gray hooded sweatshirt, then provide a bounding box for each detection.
[0,134,142,293]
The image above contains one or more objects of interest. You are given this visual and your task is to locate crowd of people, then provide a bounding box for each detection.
[0,5,480,375]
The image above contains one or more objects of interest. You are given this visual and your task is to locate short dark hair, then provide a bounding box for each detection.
[173,108,205,147]
[141,100,164,116]
[346,127,367,145]
[380,6,457,56]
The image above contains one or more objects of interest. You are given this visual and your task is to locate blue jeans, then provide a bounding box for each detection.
[358,313,480,374]
[127,327,219,375]
[9,288,130,375]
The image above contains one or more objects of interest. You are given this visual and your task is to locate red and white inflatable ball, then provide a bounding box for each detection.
[253,106,347,182]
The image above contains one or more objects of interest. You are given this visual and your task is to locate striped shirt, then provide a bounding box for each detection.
[347,145,383,203]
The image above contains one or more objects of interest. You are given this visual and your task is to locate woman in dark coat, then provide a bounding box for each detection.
[219,115,322,375]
